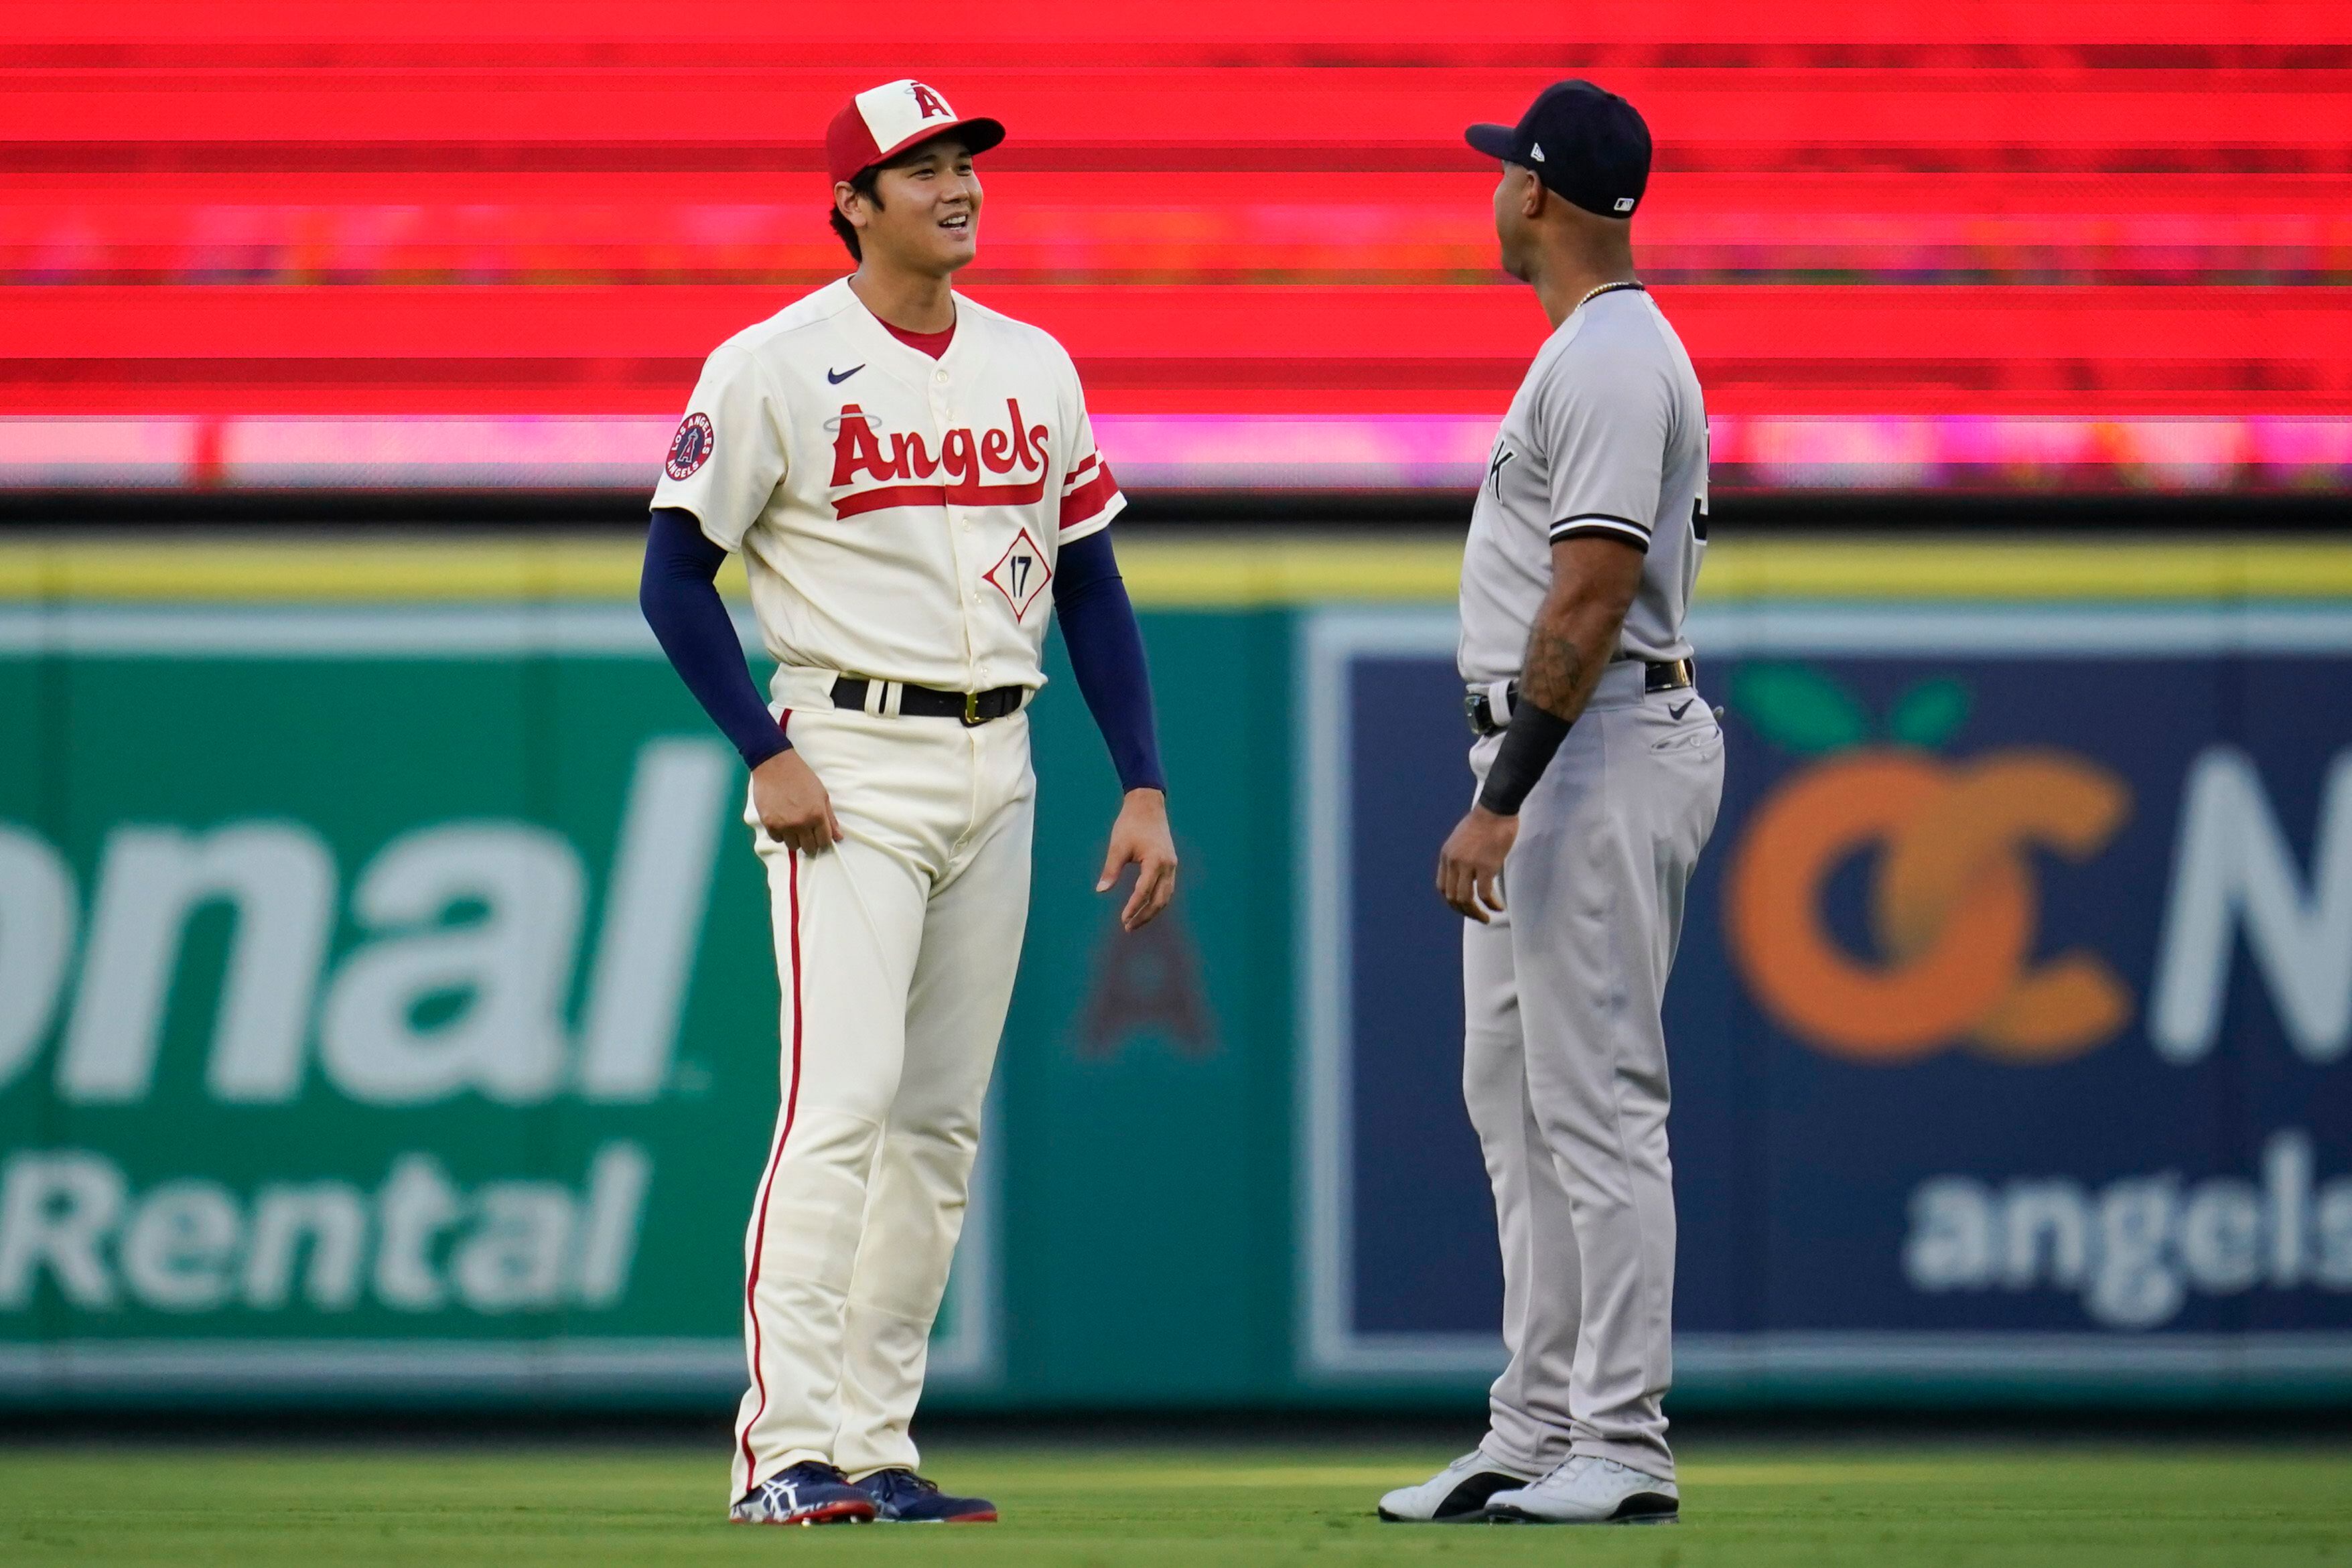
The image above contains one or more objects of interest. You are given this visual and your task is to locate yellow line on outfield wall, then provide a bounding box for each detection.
[1,536,2350,605]
[0,538,668,603]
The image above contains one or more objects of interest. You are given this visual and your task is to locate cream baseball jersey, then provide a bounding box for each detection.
[650,277,1123,700]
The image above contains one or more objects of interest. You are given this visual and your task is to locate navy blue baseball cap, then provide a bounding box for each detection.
[1465,79,1651,218]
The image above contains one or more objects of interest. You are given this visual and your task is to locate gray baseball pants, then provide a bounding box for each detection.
[1462,660,1724,1482]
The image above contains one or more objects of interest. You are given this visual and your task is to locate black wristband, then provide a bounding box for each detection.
[1476,702,1573,816]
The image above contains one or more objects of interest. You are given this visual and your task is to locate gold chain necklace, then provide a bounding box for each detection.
[1575,279,1647,311]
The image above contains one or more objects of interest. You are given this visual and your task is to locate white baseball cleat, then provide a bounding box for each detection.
[1375,1451,1541,1522]
[1484,1455,1679,1524]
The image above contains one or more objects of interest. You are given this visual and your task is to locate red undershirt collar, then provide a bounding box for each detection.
[880,320,955,359]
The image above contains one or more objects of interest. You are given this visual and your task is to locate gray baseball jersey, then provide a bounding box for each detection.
[1456,285,1708,685]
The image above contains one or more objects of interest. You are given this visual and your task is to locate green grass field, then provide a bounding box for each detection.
[3,1441,2347,1566]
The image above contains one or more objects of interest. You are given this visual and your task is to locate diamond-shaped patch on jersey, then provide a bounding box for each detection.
[983,528,1052,620]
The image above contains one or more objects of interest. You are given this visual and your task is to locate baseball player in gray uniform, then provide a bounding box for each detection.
[1379,80,1722,1526]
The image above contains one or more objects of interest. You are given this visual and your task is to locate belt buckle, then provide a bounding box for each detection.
[1464,691,1490,737]
[962,689,982,726]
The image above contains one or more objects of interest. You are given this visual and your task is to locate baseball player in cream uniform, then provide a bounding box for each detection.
[1379,81,1722,1527]
[640,80,1176,1526]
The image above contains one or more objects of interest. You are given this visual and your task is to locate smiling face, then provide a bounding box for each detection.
[837,137,981,277]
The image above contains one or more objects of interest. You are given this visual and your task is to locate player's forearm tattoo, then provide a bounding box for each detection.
[1519,619,1589,720]
[1481,595,1620,815]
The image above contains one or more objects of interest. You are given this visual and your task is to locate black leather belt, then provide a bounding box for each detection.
[1465,657,1696,738]
[830,676,1026,725]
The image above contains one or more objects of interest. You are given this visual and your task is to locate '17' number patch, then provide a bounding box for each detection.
[983,528,1053,620]
[666,413,715,480]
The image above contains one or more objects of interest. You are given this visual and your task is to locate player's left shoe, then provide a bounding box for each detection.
[853,1468,999,1522]
[1484,1455,1679,1524]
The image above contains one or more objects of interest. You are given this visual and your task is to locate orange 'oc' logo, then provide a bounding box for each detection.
[1722,666,2133,1064]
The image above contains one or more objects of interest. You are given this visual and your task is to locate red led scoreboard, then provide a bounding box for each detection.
[3,0,2347,494]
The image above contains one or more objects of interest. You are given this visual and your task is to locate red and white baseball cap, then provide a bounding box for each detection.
[826,80,1005,186]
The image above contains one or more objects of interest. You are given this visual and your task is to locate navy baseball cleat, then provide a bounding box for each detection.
[854,1468,999,1522]
[729,1461,878,1526]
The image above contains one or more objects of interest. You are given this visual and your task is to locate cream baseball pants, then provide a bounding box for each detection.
[1462,661,1724,1482]
[729,702,1034,1499]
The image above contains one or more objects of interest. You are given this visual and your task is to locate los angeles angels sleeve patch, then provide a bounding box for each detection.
[665,413,715,480]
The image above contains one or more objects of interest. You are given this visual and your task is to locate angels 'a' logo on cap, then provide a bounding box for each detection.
[829,78,1006,186]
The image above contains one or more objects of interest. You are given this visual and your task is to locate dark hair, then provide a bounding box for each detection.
[829,167,883,262]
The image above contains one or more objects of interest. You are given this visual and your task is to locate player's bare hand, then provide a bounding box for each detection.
[752,748,843,857]
[1097,788,1178,932]
[1438,806,1517,924]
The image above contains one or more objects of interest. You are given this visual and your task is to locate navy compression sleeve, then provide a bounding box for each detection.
[1054,530,1166,794]
[639,507,790,770]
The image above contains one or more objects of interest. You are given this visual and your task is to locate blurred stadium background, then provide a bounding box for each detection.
[3,0,2351,1454]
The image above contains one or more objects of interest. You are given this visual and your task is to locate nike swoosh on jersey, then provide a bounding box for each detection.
[827,364,865,384]
[1669,699,1694,720]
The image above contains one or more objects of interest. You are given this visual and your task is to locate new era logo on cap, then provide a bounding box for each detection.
[827,79,1007,186]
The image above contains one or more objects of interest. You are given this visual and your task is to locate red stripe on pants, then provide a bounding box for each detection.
[738,848,802,1490]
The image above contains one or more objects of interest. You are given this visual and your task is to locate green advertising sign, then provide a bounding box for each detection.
[0,608,1008,1402]
[0,582,1285,1410]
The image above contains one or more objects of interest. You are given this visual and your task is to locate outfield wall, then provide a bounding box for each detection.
[1,534,2349,1411]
